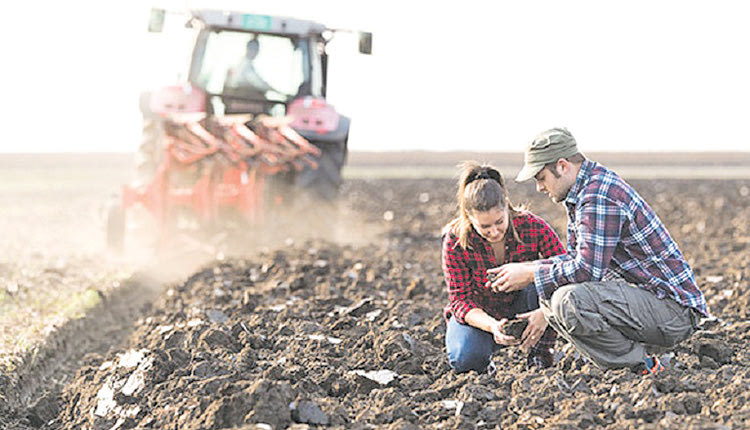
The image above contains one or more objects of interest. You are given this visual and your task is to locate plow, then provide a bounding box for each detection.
[109,86,327,251]
[109,93,322,251]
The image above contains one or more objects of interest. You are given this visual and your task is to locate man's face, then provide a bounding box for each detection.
[534,164,570,203]
[468,206,509,243]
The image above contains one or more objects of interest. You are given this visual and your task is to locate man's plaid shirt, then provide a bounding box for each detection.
[442,212,566,323]
[534,160,709,317]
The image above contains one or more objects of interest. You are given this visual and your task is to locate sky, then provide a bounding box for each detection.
[2,0,749,153]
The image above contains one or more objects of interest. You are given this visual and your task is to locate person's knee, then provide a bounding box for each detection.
[447,344,490,373]
[549,284,584,330]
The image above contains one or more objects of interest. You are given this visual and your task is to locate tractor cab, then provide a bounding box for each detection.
[148,9,372,118]
[188,11,327,117]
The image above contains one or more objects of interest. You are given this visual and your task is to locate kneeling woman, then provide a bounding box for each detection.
[442,162,565,372]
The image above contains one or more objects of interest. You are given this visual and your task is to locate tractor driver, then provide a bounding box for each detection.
[225,38,281,101]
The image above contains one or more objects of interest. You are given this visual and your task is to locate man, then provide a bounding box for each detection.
[225,39,276,98]
[487,128,708,374]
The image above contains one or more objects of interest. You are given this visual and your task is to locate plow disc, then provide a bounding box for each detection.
[113,114,321,251]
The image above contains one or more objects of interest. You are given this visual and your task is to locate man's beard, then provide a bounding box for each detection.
[550,188,568,203]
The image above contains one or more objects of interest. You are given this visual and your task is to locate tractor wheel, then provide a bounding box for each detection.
[134,118,165,186]
[107,203,125,253]
[299,140,347,201]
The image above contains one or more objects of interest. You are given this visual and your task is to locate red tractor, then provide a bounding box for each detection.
[108,8,372,251]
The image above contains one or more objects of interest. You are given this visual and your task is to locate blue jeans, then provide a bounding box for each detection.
[445,284,540,373]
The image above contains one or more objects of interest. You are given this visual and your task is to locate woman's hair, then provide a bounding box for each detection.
[443,161,522,249]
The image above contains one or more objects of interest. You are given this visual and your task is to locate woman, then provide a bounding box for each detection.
[442,162,565,372]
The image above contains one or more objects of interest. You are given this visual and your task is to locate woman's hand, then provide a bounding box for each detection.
[486,263,535,293]
[516,309,548,352]
[489,318,521,346]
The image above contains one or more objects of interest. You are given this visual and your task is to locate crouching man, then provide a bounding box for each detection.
[488,128,709,374]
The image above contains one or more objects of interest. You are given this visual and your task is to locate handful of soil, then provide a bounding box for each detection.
[503,318,528,340]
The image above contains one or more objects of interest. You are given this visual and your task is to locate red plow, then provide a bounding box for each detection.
[109,96,321,251]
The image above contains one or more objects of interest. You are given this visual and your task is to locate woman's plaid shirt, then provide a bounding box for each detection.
[442,212,566,323]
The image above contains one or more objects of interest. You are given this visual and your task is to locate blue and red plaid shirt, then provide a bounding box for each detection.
[534,160,709,317]
[442,212,566,356]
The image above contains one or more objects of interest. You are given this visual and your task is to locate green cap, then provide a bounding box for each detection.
[515,128,579,182]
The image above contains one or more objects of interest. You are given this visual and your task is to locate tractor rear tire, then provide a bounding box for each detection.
[107,203,125,253]
[299,140,347,201]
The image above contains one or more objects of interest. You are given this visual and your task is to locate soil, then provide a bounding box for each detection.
[503,319,529,340]
[3,174,750,429]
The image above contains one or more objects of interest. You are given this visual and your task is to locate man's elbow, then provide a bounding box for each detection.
[567,262,598,284]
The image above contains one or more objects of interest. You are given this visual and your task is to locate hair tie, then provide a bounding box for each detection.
[467,169,502,185]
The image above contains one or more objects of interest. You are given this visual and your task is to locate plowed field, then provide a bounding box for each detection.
[2,154,749,429]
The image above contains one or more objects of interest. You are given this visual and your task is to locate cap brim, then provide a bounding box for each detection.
[515,163,545,182]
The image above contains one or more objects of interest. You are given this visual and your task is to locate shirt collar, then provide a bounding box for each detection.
[564,159,595,206]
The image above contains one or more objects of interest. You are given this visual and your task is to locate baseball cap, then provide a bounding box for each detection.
[515,128,580,182]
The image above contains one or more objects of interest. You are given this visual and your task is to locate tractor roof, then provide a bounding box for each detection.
[191,9,328,36]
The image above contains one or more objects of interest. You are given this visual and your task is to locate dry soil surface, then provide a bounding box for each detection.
[7,176,748,429]
[1,153,749,429]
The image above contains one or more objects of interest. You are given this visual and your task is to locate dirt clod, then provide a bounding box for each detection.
[502,319,528,339]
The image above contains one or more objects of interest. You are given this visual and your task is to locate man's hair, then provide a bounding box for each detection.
[542,152,586,178]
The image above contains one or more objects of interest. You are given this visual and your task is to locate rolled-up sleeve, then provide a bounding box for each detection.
[442,235,479,324]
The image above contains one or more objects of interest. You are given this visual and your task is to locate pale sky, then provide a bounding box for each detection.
[3,0,749,153]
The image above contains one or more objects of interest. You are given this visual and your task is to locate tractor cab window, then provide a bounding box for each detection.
[195,31,313,106]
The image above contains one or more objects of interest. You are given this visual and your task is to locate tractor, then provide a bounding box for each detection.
[108,8,372,251]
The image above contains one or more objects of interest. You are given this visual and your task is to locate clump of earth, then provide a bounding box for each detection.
[23,179,750,428]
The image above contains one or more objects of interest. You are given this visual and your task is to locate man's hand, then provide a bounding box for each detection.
[486,262,535,293]
[489,318,521,346]
[516,309,548,352]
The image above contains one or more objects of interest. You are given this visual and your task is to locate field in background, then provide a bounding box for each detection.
[344,151,750,179]
[348,151,750,166]
[1,151,747,185]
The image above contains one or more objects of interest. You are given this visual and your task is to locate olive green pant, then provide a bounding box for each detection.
[541,281,699,369]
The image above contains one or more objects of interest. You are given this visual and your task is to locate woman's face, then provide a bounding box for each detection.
[468,206,509,243]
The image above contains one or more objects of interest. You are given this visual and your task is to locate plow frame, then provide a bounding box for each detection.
[113,114,320,251]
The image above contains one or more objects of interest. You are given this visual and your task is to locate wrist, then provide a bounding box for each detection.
[526,264,536,285]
